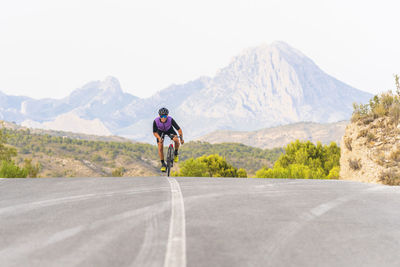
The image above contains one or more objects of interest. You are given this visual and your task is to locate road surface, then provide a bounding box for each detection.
[0,177,399,266]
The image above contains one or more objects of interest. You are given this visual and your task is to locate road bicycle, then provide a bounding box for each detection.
[160,133,181,177]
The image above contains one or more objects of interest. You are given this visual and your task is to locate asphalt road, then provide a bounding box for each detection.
[0,177,400,267]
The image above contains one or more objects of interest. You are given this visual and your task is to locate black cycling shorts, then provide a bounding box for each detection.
[155,128,178,143]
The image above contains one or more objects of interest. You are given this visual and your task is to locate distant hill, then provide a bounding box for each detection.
[0,41,371,142]
[1,120,134,143]
[2,122,282,177]
[196,121,348,149]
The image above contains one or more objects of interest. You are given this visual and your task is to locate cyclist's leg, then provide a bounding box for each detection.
[166,129,180,162]
[156,131,165,160]
[166,129,179,153]
[172,135,180,152]
[157,133,167,172]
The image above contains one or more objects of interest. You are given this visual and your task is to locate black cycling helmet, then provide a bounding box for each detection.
[158,107,169,116]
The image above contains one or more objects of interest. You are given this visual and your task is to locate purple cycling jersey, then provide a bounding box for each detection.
[154,116,172,132]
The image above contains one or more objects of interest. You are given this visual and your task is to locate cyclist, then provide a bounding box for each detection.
[153,107,184,172]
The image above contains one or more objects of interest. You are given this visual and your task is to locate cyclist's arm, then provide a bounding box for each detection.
[171,119,183,139]
[171,119,181,132]
[153,121,162,141]
[153,132,160,139]
[178,128,183,139]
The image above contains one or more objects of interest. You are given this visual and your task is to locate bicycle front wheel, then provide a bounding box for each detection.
[166,145,174,177]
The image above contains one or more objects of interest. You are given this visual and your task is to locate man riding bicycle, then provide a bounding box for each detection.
[153,107,184,172]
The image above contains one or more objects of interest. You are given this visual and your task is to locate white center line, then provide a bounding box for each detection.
[164,178,187,267]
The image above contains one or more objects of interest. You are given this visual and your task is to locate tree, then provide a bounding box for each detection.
[256,140,340,179]
[0,129,17,162]
[237,168,247,178]
[0,160,28,178]
[175,158,208,177]
[0,127,38,178]
[23,159,40,178]
[174,154,242,177]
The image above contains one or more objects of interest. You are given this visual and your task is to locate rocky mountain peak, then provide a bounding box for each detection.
[0,42,373,141]
[99,76,123,94]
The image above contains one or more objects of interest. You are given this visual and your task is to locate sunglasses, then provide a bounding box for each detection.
[160,115,167,118]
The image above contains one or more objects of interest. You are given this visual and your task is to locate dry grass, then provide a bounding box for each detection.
[357,129,369,139]
[389,104,400,123]
[372,104,387,117]
[362,116,375,125]
[373,150,386,166]
[348,158,362,170]
[379,170,400,185]
[390,149,400,162]
[344,137,352,151]
[352,90,400,124]
[367,132,376,142]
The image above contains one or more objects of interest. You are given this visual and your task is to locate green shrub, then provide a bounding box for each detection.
[175,154,242,177]
[174,158,208,177]
[112,167,125,177]
[255,140,340,179]
[327,166,340,179]
[237,168,247,178]
[351,76,400,123]
[23,159,40,178]
[0,160,28,178]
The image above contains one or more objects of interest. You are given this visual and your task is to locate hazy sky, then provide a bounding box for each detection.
[0,0,399,99]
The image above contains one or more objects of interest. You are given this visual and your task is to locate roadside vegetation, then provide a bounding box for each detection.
[172,154,247,177]
[173,139,339,179]
[255,140,340,179]
[346,75,400,185]
[0,128,40,178]
[2,128,282,177]
[352,75,400,124]
[179,142,283,175]
[4,128,159,177]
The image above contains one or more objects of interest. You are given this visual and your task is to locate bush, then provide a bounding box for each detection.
[389,104,400,123]
[327,166,340,179]
[379,170,400,185]
[175,158,209,177]
[351,76,400,123]
[112,167,125,177]
[0,160,28,178]
[237,168,247,178]
[23,159,40,177]
[348,159,361,170]
[0,128,39,178]
[179,142,283,174]
[255,140,340,179]
[174,154,242,177]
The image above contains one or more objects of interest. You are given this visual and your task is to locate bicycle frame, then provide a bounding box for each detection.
[160,133,177,177]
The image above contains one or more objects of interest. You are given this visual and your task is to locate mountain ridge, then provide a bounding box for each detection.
[0,42,372,142]
[196,120,348,149]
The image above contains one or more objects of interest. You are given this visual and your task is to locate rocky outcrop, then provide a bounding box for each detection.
[340,117,400,184]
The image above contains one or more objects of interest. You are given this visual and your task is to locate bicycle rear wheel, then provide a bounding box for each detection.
[166,145,174,177]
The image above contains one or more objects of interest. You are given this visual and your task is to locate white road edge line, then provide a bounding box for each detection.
[164,178,187,267]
